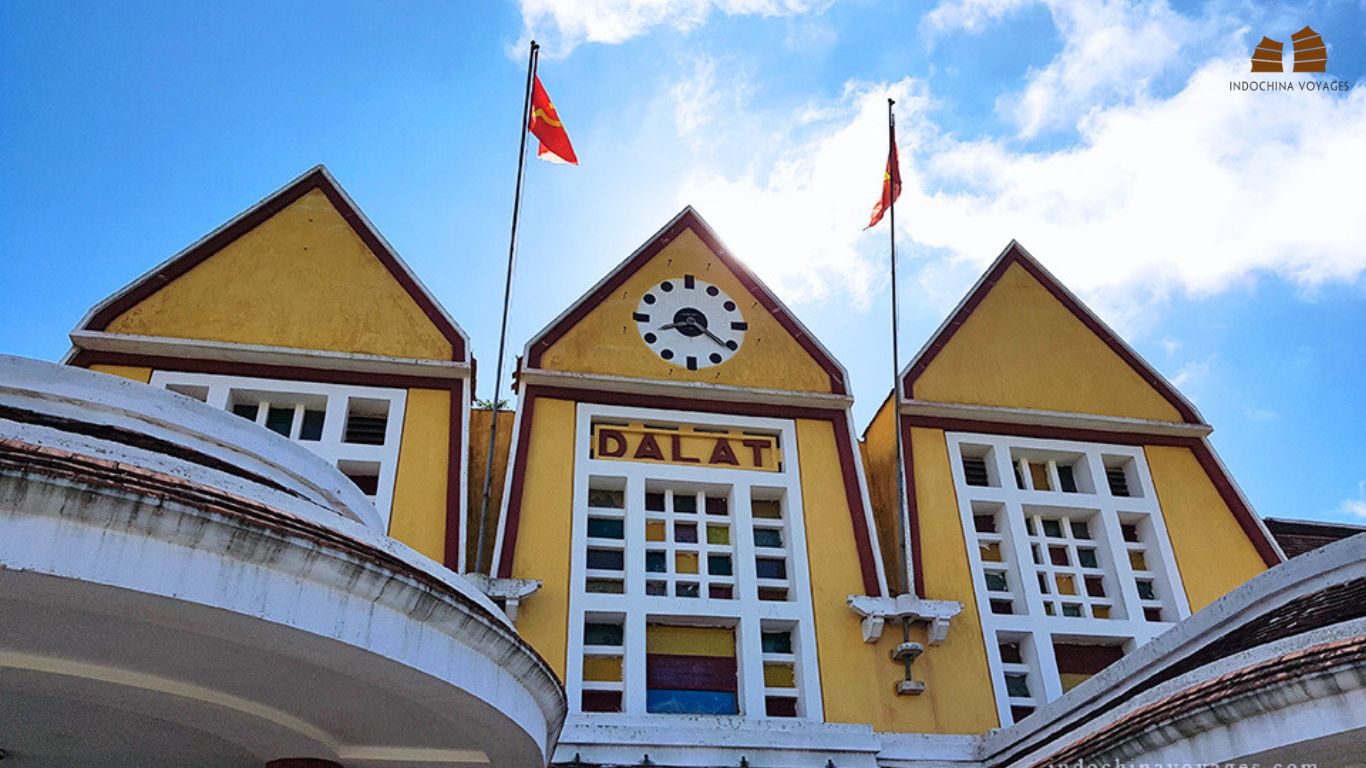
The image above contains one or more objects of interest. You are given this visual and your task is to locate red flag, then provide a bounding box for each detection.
[529,75,578,165]
[865,125,901,229]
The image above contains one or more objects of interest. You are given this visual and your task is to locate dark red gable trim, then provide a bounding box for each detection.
[898,414,1282,586]
[496,385,882,596]
[81,166,468,363]
[901,242,1202,425]
[524,208,849,396]
[70,349,468,571]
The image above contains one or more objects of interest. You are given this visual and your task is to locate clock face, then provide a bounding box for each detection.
[633,275,747,370]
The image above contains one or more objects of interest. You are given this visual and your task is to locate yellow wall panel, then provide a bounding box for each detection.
[860,395,908,594]
[901,427,1002,732]
[87,364,152,384]
[1144,445,1268,611]
[646,625,735,657]
[467,408,515,569]
[510,397,578,683]
[105,188,453,360]
[539,228,834,393]
[801,418,998,733]
[388,388,451,563]
[913,263,1183,422]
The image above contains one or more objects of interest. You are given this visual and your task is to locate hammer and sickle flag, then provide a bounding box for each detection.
[529,75,579,165]
[865,121,901,229]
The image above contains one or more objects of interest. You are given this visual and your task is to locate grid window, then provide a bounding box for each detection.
[150,371,407,527]
[950,433,1189,727]
[567,405,823,723]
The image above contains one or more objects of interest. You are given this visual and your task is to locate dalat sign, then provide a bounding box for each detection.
[591,423,782,472]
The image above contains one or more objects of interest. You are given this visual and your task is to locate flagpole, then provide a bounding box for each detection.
[887,97,914,598]
[475,39,539,575]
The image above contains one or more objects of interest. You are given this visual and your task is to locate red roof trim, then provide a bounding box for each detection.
[524,208,848,396]
[81,166,468,362]
[901,241,1202,425]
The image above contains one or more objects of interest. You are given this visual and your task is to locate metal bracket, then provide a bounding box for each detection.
[846,593,962,645]
[465,574,542,622]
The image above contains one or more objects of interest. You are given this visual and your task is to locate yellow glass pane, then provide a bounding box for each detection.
[752,499,782,519]
[1060,672,1091,692]
[1129,550,1148,571]
[763,662,796,688]
[1056,574,1077,596]
[1092,605,1111,619]
[646,520,666,542]
[980,542,1003,562]
[1029,462,1051,491]
[676,552,699,574]
[646,624,734,657]
[583,655,622,682]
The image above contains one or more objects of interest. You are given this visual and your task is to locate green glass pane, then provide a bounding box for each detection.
[708,555,733,576]
[1136,580,1156,600]
[645,551,666,573]
[265,406,293,436]
[1042,519,1064,538]
[1005,673,1030,698]
[707,525,730,545]
[985,572,1009,592]
[1078,548,1099,568]
[587,518,625,540]
[584,622,623,646]
[761,631,792,654]
[754,528,783,548]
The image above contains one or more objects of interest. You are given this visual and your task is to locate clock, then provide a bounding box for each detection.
[633,275,747,370]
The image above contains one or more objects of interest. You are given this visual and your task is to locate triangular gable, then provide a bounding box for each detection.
[524,207,850,395]
[902,241,1203,425]
[76,166,468,363]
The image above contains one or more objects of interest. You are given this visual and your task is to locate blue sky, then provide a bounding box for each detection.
[2,0,1363,526]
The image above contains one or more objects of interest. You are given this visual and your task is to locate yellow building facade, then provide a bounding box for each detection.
[66,166,473,571]
[55,169,1310,767]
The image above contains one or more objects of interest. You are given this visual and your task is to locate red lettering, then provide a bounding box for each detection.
[670,434,701,463]
[741,438,771,467]
[597,428,627,458]
[708,438,739,465]
[634,433,665,461]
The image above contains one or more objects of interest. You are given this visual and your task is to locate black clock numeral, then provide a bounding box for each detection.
[686,356,698,371]
[644,332,657,344]
[661,349,674,360]
[644,293,656,305]
[725,340,738,351]
[731,321,748,331]
[660,281,674,292]
[709,353,722,364]
[723,300,736,311]
[706,285,719,297]
[633,312,650,322]
[684,275,695,289]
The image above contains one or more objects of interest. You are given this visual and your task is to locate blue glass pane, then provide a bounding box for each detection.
[646,689,739,715]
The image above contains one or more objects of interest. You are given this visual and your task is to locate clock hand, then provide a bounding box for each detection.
[679,319,727,347]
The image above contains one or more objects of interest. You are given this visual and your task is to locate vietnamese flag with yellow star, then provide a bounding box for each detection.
[529,75,578,165]
[865,123,901,229]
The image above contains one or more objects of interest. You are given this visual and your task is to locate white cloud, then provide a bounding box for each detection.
[520,0,829,57]
[1170,357,1211,388]
[925,0,1211,137]
[668,53,1366,323]
[1340,482,1366,519]
[677,78,930,308]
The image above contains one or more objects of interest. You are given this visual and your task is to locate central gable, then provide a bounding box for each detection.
[527,208,848,395]
[905,242,1202,424]
[83,167,466,363]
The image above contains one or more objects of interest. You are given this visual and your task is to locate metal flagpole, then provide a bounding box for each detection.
[887,98,914,598]
[475,40,539,575]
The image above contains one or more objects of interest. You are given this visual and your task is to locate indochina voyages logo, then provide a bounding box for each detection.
[1231,25,1352,92]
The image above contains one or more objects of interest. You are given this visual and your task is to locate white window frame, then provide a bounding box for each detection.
[149,371,407,529]
[565,403,824,723]
[946,431,1191,726]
